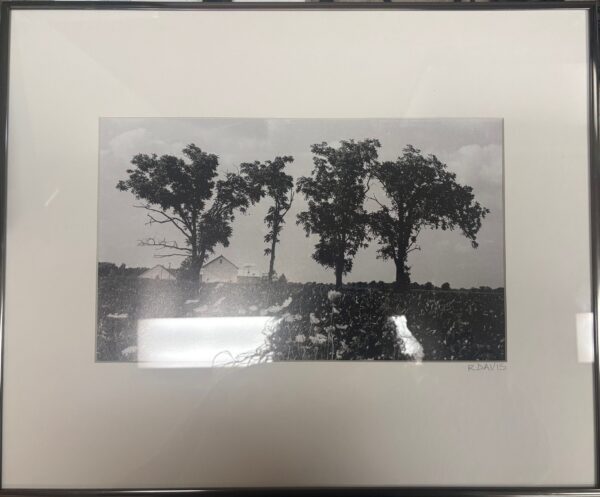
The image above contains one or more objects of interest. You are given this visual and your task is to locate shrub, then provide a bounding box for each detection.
[264,285,406,361]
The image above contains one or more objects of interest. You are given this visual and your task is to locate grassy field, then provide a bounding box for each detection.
[96,277,505,362]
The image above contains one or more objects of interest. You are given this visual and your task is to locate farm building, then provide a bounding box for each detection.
[138,264,176,281]
[200,255,238,283]
[237,264,262,284]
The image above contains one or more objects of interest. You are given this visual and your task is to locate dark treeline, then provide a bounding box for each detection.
[97,262,502,295]
[98,262,147,278]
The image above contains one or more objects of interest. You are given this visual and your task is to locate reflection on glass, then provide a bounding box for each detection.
[134,314,426,368]
[576,312,594,364]
[136,316,273,368]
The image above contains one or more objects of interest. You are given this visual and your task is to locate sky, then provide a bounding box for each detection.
[98,118,504,288]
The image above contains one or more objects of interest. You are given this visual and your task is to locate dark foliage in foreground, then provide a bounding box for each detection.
[96,276,505,362]
[265,286,404,361]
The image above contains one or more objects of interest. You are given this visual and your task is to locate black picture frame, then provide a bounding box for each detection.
[0,1,598,495]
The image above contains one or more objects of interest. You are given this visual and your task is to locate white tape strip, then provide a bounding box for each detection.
[576,312,595,364]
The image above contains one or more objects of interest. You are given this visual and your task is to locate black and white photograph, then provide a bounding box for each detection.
[96,118,505,364]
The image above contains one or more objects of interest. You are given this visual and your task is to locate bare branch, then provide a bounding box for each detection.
[173,206,193,231]
[406,226,422,252]
[138,237,191,253]
[134,204,190,239]
[134,204,185,225]
[367,193,386,210]
[146,215,172,225]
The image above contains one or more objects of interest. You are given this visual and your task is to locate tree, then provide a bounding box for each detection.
[240,156,295,283]
[297,139,380,289]
[369,145,489,289]
[116,144,256,287]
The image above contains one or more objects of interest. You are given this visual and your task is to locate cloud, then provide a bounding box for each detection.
[105,127,147,159]
[447,143,503,188]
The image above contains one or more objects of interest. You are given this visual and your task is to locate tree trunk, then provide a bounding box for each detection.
[190,249,206,293]
[394,237,411,290]
[189,223,200,291]
[394,260,410,290]
[335,256,344,289]
[268,233,277,283]
[190,257,201,292]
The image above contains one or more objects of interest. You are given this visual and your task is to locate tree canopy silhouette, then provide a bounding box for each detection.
[297,139,380,289]
[116,144,256,286]
[369,145,489,289]
[241,156,295,283]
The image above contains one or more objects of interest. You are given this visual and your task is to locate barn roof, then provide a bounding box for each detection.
[139,264,176,278]
[202,255,238,269]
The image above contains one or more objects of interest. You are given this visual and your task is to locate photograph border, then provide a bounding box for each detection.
[0,1,598,495]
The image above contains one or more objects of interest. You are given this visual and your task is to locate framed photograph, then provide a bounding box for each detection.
[0,0,598,493]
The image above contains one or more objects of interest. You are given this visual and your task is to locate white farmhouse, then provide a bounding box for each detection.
[138,264,176,281]
[200,255,238,283]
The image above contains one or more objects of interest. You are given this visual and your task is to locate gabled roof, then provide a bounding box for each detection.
[202,255,238,269]
[139,264,176,277]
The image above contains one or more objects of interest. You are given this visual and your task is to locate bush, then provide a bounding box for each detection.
[264,286,405,361]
